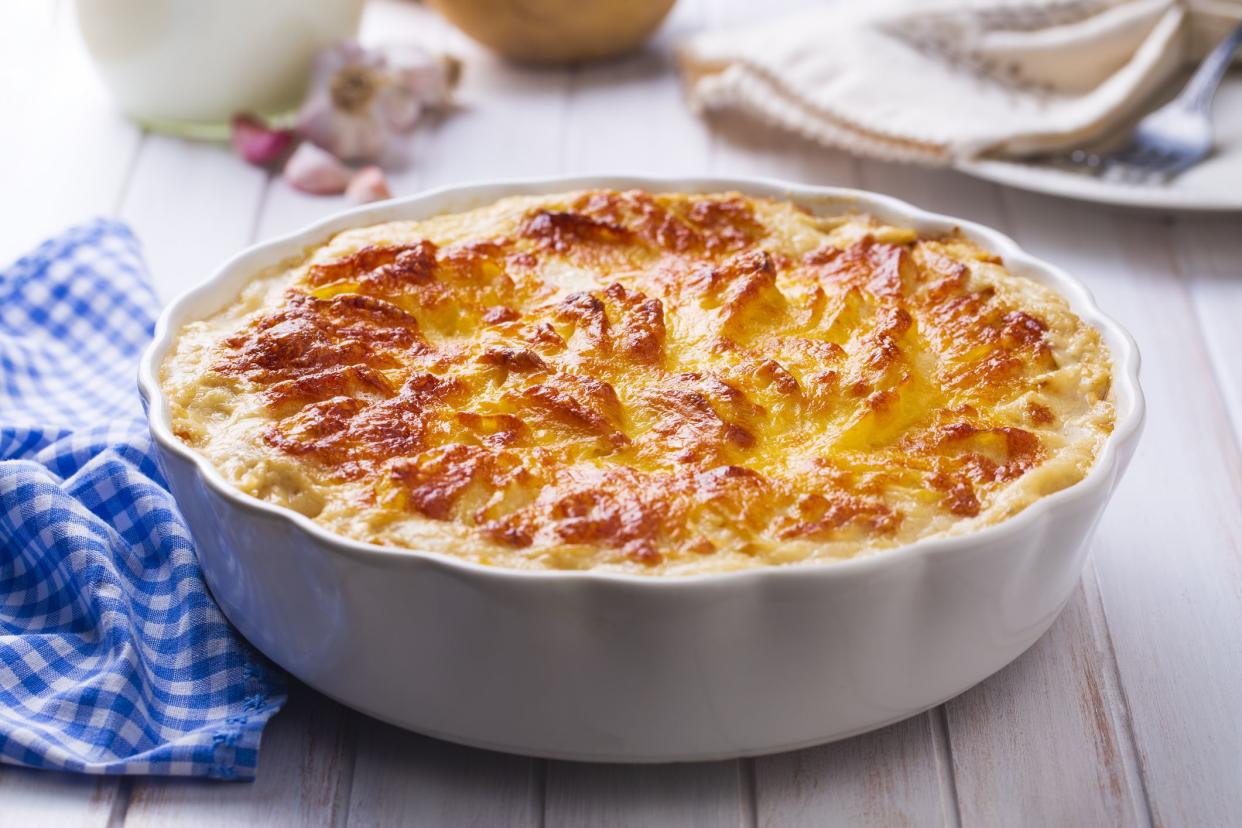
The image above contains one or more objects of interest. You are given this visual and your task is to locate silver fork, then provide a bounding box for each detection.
[1066,21,1242,182]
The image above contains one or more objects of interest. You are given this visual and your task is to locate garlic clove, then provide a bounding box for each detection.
[298,81,392,162]
[231,114,296,168]
[385,45,462,117]
[284,142,352,195]
[345,165,392,204]
[377,86,423,133]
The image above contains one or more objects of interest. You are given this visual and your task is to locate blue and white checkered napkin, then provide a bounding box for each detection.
[0,221,286,780]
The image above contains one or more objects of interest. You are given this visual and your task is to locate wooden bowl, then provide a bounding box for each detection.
[429,0,677,63]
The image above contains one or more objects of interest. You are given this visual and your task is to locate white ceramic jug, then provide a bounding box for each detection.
[76,0,364,137]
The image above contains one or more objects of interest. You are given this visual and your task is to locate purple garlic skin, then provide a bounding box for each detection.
[231,114,296,168]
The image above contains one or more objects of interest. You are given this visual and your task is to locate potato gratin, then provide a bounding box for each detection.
[162,190,1114,574]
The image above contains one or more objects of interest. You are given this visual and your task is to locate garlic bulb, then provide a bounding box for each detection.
[298,41,460,162]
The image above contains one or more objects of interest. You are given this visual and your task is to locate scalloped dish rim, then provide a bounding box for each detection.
[137,174,1145,585]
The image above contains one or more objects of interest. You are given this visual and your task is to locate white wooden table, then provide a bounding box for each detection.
[4,1,1241,825]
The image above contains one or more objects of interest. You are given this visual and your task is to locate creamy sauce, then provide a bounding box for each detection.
[161,190,1115,574]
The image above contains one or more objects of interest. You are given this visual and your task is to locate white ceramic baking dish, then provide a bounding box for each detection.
[137,175,1144,762]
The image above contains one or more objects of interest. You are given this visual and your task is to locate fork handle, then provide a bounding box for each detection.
[1180,21,1242,112]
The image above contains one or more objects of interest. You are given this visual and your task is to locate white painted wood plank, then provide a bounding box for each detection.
[945,579,1145,827]
[6,0,1239,825]
[999,192,1242,828]
[857,164,1001,226]
[0,5,131,825]
[345,717,538,827]
[855,162,1149,827]
[545,760,742,828]
[753,715,948,827]
[124,684,355,828]
[562,1,712,177]
[705,58,952,828]
[0,767,121,828]
[707,111,858,187]
[412,42,570,187]
[251,1,448,242]
[254,0,570,241]
[254,177,349,245]
[0,1,142,268]
[244,4,575,826]
[119,136,268,302]
[245,3,573,823]
[1173,216,1242,445]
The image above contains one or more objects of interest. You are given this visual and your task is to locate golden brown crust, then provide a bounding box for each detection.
[162,189,1114,574]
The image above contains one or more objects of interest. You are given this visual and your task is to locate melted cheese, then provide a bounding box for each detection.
[161,190,1114,574]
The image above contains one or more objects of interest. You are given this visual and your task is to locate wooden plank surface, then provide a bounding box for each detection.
[2,0,1241,825]
[0,5,130,826]
[0,768,121,828]
[120,136,269,302]
[944,580,1147,827]
[0,0,141,269]
[123,685,355,828]
[545,760,744,828]
[1000,194,1242,827]
[711,116,952,828]
[753,715,950,827]
[1174,215,1242,442]
[345,717,540,827]
[852,163,1151,828]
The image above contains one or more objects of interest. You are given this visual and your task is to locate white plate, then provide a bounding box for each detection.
[956,71,1242,212]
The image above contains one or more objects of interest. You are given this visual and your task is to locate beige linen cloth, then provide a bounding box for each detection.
[678,0,1242,164]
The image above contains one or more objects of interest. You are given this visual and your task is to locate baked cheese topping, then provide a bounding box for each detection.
[161,190,1114,574]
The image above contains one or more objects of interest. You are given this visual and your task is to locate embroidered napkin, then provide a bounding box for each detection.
[679,0,1242,164]
[0,221,286,780]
